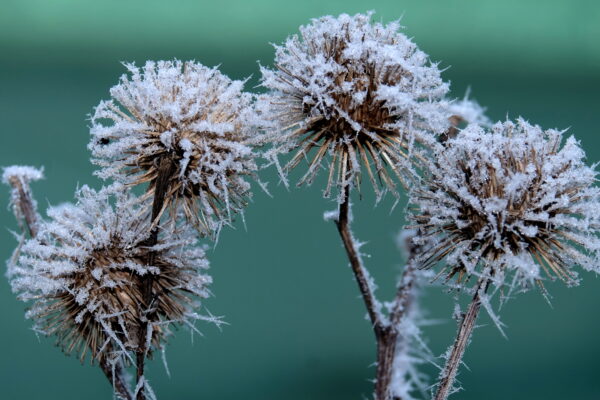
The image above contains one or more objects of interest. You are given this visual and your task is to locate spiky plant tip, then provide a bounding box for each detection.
[410,118,600,291]
[258,12,451,203]
[10,185,212,365]
[90,60,261,237]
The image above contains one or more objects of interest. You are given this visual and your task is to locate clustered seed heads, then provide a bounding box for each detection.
[410,119,600,290]
[258,12,450,202]
[10,185,212,365]
[90,60,260,236]
[4,11,600,400]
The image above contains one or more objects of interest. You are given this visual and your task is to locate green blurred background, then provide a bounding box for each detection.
[1,1,599,399]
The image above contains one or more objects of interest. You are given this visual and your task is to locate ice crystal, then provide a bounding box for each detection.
[258,12,450,202]
[90,60,260,236]
[410,119,600,290]
[10,184,212,365]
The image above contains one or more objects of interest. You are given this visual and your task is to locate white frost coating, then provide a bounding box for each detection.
[89,60,262,236]
[9,184,215,366]
[410,118,600,291]
[445,89,491,127]
[257,12,451,202]
[2,165,44,184]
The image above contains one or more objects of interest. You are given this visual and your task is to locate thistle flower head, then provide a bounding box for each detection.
[258,12,450,202]
[10,185,212,364]
[410,119,600,289]
[90,60,259,236]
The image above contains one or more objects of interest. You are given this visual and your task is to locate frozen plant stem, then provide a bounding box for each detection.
[433,278,489,400]
[333,187,419,400]
[137,156,175,400]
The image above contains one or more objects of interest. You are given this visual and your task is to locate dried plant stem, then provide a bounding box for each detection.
[100,360,133,400]
[136,156,175,400]
[433,278,489,400]
[333,188,419,400]
[6,176,39,237]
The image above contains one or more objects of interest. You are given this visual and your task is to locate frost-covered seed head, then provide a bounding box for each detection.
[90,60,259,236]
[258,12,450,201]
[10,185,211,364]
[410,119,600,289]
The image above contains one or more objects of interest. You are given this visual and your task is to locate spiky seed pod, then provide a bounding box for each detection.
[258,12,450,202]
[10,185,212,365]
[90,60,260,236]
[410,119,600,289]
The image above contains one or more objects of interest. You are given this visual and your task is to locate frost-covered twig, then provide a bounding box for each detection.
[2,165,43,238]
[433,278,488,400]
[333,186,384,333]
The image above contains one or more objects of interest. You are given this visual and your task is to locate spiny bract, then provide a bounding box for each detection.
[90,60,260,237]
[410,119,600,289]
[10,185,212,365]
[258,12,450,202]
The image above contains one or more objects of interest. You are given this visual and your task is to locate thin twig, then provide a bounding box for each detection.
[376,235,420,400]
[6,176,39,238]
[136,156,175,400]
[433,278,489,400]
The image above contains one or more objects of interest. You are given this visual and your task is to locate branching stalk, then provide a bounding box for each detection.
[333,187,421,400]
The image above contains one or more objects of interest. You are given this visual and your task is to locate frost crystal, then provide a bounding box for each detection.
[90,60,260,236]
[258,12,450,202]
[410,119,600,289]
[10,184,212,364]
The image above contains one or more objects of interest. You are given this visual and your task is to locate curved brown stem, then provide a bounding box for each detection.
[433,278,489,400]
[333,187,421,400]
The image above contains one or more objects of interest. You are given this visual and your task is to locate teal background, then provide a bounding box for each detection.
[1,1,599,399]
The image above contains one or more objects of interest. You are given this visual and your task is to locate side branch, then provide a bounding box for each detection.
[433,278,489,400]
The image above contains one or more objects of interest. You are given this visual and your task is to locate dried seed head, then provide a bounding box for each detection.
[410,119,600,290]
[258,12,450,202]
[90,60,260,236]
[10,185,212,365]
